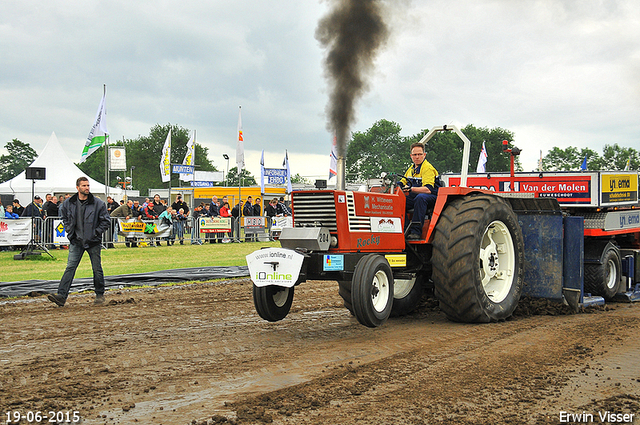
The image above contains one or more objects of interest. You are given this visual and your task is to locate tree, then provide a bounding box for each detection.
[291,173,311,185]
[225,166,257,186]
[77,123,217,196]
[345,121,520,182]
[540,146,599,171]
[0,139,38,183]
[596,144,640,170]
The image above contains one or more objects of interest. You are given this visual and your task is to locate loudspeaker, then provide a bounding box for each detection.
[25,167,46,180]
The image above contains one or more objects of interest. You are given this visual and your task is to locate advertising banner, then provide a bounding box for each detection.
[53,219,70,244]
[117,219,172,238]
[0,219,31,246]
[243,216,266,234]
[199,217,232,233]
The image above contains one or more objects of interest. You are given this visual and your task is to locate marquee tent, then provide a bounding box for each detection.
[0,132,124,202]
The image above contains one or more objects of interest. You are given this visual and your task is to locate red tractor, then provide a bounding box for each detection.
[246,125,640,327]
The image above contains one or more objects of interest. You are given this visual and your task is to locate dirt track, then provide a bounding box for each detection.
[1,279,639,425]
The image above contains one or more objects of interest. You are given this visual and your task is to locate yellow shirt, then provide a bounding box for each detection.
[402,160,438,188]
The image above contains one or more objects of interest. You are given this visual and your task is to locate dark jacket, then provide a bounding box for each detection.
[22,202,44,218]
[172,200,189,215]
[243,202,254,217]
[265,203,277,217]
[59,193,110,248]
[43,200,59,217]
[253,203,261,217]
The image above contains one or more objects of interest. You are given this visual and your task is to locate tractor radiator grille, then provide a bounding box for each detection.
[346,192,371,232]
[292,192,337,232]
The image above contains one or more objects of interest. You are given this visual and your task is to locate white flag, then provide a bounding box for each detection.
[283,150,292,193]
[160,130,171,183]
[80,86,108,163]
[180,130,195,181]
[476,141,488,173]
[236,107,244,170]
[329,133,338,180]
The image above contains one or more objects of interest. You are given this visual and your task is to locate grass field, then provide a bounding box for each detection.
[0,240,279,283]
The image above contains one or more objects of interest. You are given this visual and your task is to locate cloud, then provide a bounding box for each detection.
[1,0,639,182]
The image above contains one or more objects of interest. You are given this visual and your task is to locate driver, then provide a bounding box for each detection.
[401,142,438,240]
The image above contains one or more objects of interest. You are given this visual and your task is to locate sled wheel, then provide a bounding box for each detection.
[432,194,524,323]
[338,280,354,315]
[584,243,621,300]
[253,285,294,322]
[390,274,425,317]
[351,254,394,328]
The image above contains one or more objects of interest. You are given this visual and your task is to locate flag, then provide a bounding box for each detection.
[180,130,195,181]
[283,150,292,193]
[476,141,488,173]
[160,130,171,183]
[260,149,265,194]
[329,133,338,180]
[80,86,108,163]
[624,157,631,171]
[236,107,244,170]
[538,150,543,172]
[580,155,587,171]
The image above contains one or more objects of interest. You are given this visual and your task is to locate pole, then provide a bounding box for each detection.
[103,84,109,199]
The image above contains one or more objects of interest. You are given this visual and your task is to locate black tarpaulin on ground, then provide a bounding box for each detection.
[0,266,249,298]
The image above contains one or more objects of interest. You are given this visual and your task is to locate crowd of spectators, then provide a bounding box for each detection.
[2,192,291,249]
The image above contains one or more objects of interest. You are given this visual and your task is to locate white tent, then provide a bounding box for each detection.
[0,132,124,202]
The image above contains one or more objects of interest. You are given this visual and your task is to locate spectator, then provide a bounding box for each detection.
[12,199,24,216]
[231,200,243,241]
[219,201,232,242]
[42,194,59,249]
[0,199,4,217]
[172,194,189,215]
[4,204,19,219]
[22,195,44,218]
[277,197,290,216]
[57,194,65,206]
[111,200,134,247]
[132,200,143,218]
[190,203,205,245]
[243,196,254,217]
[47,177,111,307]
[142,197,150,209]
[106,196,119,215]
[159,206,175,246]
[143,202,161,246]
[152,194,166,214]
[253,197,262,217]
[174,208,187,245]
[209,196,221,243]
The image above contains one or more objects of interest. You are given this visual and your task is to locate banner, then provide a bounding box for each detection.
[160,130,171,183]
[263,168,287,185]
[283,150,292,193]
[236,107,244,170]
[109,146,127,171]
[117,219,172,238]
[199,217,232,233]
[243,216,266,234]
[180,130,196,181]
[53,219,70,244]
[0,219,31,246]
[476,141,487,173]
[80,86,108,163]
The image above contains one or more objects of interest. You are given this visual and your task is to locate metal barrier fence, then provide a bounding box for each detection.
[0,216,285,250]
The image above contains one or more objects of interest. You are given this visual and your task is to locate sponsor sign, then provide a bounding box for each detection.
[358,194,396,216]
[603,210,640,231]
[385,254,407,267]
[199,217,232,233]
[0,218,31,246]
[53,219,69,244]
[371,217,402,233]
[172,164,195,174]
[243,216,266,234]
[109,147,127,171]
[190,181,214,187]
[601,173,638,204]
[323,254,344,271]
[117,219,172,237]
[246,248,305,288]
[264,168,288,185]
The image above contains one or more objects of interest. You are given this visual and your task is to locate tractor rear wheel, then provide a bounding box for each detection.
[351,254,394,327]
[584,243,621,300]
[432,194,524,323]
[390,274,425,317]
[253,285,294,322]
[338,280,354,315]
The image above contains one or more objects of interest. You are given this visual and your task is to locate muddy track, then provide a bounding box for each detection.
[1,279,639,425]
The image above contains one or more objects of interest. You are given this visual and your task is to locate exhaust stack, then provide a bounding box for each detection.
[336,156,346,190]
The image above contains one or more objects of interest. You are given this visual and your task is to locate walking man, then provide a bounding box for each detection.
[48,177,111,307]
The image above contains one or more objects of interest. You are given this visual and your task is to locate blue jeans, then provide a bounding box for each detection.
[406,192,437,234]
[56,242,105,301]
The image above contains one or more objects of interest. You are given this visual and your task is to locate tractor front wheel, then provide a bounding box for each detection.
[432,194,525,323]
[351,254,394,327]
[253,285,294,322]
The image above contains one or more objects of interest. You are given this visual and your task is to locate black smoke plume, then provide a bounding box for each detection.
[316,0,389,158]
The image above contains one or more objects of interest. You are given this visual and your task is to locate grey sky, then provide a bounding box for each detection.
[1,0,639,182]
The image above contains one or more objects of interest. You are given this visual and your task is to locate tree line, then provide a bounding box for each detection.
[1,120,638,189]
